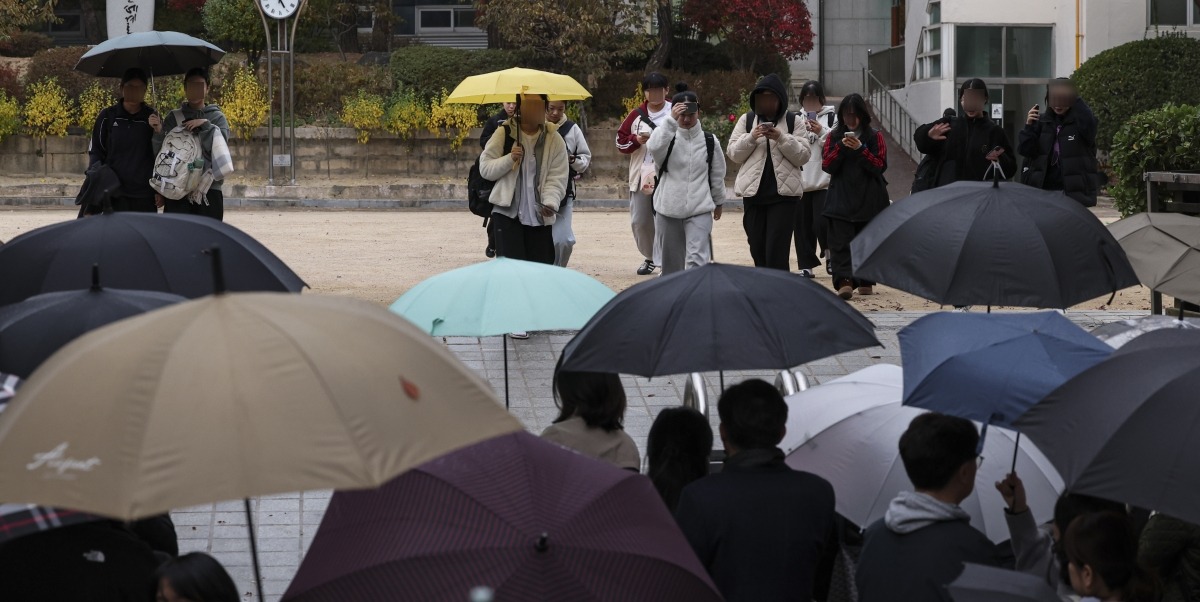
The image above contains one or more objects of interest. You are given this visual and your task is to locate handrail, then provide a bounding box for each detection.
[862,66,923,161]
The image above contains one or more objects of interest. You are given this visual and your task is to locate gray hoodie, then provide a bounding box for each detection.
[153,103,231,193]
[885,490,974,534]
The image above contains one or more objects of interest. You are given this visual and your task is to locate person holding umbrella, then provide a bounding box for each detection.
[152,67,230,220]
[822,93,889,300]
[86,68,159,214]
[479,93,569,265]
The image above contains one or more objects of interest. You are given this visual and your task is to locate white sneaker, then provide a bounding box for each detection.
[508,331,529,340]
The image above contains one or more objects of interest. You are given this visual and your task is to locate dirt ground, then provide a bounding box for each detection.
[0,207,1153,312]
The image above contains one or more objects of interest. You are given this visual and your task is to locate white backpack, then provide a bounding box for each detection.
[149,110,206,201]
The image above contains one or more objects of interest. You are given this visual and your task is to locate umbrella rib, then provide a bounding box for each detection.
[648,276,708,376]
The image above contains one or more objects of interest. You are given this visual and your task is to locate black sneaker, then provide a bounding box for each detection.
[636,259,657,275]
[799,269,815,278]
[825,259,833,275]
[485,246,496,258]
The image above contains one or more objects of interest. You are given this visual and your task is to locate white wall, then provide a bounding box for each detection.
[890,79,955,125]
[1082,0,1149,66]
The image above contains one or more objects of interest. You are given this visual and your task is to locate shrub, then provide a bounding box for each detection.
[593,69,761,121]
[222,66,269,140]
[427,88,477,151]
[25,47,97,102]
[668,38,735,72]
[0,63,20,99]
[0,31,53,58]
[0,91,21,142]
[1073,35,1200,152]
[1108,103,1200,216]
[23,77,74,139]
[702,90,750,145]
[340,89,385,144]
[149,76,188,113]
[383,89,429,140]
[77,81,114,129]
[390,46,520,101]
[293,61,391,122]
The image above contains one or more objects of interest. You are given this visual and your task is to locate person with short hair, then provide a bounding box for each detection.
[155,552,240,602]
[647,406,713,513]
[915,78,1016,187]
[540,357,639,471]
[480,101,517,259]
[479,93,569,265]
[1065,512,1161,602]
[151,67,231,221]
[674,379,836,602]
[545,100,591,267]
[647,83,726,275]
[87,67,159,214]
[856,412,1003,602]
[616,72,673,276]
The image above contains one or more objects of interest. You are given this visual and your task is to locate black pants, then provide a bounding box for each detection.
[794,189,828,270]
[486,218,496,253]
[111,195,158,213]
[492,213,554,264]
[826,217,875,288]
[163,189,224,221]
[743,199,797,271]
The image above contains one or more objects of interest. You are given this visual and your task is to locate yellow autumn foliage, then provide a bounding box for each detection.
[23,77,74,139]
[427,88,477,151]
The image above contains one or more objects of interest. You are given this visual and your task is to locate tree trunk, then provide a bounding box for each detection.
[336,1,361,54]
[645,0,673,70]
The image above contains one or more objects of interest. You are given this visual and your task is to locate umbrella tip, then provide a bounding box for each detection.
[90,263,101,291]
[534,532,549,552]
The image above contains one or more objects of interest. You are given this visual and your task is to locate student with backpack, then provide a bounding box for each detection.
[546,100,591,268]
[86,68,159,214]
[646,84,726,276]
[727,73,812,272]
[151,68,231,221]
[796,80,838,278]
[616,72,673,276]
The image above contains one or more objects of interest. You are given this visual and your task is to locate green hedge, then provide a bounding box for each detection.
[293,60,392,122]
[1073,35,1200,152]
[592,69,760,121]
[1109,103,1200,216]
[389,46,521,101]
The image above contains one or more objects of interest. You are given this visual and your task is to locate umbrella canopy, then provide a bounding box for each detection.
[390,257,615,336]
[0,266,185,378]
[0,293,522,520]
[0,212,306,306]
[851,181,1139,308]
[1108,212,1200,304]
[783,365,1064,543]
[446,67,591,104]
[900,311,1112,427]
[74,30,225,78]
[1090,315,1200,349]
[947,563,1062,602]
[1015,328,1200,526]
[559,263,880,376]
[284,432,721,602]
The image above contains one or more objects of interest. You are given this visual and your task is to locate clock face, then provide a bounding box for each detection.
[260,0,298,19]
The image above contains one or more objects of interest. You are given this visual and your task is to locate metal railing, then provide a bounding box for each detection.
[867,46,906,90]
[862,67,923,162]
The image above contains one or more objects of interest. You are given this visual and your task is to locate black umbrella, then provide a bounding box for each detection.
[0,265,185,377]
[559,263,880,377]
[0,212,306,306]
[850,180,1138,308]
[1015,328,1200,526]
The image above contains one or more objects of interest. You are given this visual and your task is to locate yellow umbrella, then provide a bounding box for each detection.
[446,67,591,104]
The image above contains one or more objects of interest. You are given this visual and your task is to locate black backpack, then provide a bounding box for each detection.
[558,120,580,204]
[911,153,939,194]
[468,124,514,221]
[744,111,802,134]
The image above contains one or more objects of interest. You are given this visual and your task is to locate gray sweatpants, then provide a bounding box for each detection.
[655,212,713,275]
[553,202,575,267]
[630,191,661,265]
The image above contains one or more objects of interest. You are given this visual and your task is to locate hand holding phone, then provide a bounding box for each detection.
[1026,105,1040,125]
[985,145,1005,162]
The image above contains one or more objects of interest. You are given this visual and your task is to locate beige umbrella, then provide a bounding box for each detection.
[0,292,521,519]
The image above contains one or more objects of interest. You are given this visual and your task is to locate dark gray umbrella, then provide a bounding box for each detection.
[1015,328,1200,526]
[0,265,185,378]
[851,180,1139,308]
[947,563,1061,602]
[559,263,880,377]
[1108,212,1200,305]
[1090,315,1200,349]
[74,31,225,78]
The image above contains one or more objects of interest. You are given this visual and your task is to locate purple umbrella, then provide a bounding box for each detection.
[284,432,721,602]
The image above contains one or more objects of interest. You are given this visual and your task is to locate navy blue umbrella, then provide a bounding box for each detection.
[900,311,1113,429]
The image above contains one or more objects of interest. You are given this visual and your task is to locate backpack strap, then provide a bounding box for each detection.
[744,111,756,133]
[637,107,657,130]
[558,120,575,141]
[826,112,836,129]
[704,132,715,178]
[786,112,797,135]
[501,124,514,154]
[171,109,186,131]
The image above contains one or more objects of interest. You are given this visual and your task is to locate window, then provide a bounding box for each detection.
[913,2,942,81]
[929,1,941,24]
[416,6,479,32]
[1149,0,1200,24]
[956,25,1052,79]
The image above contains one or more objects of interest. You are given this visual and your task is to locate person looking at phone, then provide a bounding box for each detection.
[479,93,569,265]
[913,78,1016,188]
[822,94,889,301]
[545,100,592,268]
[726,73,812,272]
[1018,78,1103,207]
[795,80,838,278]
[646,83,727,275]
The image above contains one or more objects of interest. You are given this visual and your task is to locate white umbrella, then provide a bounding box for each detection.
[782,364,1064,543]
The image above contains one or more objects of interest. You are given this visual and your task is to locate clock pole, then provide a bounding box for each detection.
[255,0,306,186]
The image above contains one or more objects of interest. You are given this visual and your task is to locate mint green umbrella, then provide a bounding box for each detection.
[390,258,615,406]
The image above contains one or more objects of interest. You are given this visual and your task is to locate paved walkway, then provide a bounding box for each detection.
[170,310,1145,600]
